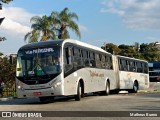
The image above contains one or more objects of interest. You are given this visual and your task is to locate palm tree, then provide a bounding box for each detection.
[51,7,81,39]
[25,8,81,43]
[24,15,56,43]
[24,30,39,43]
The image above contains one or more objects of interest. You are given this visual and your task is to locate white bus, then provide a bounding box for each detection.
[113,55,149,93]
[16,39,149,102]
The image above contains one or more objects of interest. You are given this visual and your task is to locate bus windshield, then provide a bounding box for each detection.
[16,46,61,77]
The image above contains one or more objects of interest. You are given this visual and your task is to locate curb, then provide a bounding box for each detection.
[0,97,14,101]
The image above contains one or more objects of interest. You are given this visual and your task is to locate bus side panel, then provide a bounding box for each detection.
[118,71,149,90]
[63,68,118,95]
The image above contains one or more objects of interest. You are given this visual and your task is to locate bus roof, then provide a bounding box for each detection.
[18,39,111,55]
[116,55,148,63]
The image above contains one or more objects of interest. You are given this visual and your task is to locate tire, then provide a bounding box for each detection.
[100,81,110,96]
[75,82,82,101]
[132,82,138,93]
[128,81,138,93]
[105,82,110,96]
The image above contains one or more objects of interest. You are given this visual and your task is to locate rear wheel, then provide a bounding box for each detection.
[105,81,110,95]
[75,82,82,101]
[132,82,138,93]
[128,81,138,93]
[100,81,110,95]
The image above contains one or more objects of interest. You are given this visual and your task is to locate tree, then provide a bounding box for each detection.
[0,36,6,41]
[118,44,137,57]
[24,15,56,42]
[51,7,81,39]
[0,56,16,97]
[0,0,13,10]
[139,43,160,61]
[0,0,13,43]
[102,43,121,54]
[25,8,81,43]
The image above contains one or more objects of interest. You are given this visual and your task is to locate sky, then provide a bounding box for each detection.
[1,0,160,54]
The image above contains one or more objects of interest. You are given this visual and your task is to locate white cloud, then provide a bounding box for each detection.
[79,24,88,32]
[0,7,34,36]
[0,7,34,26]
[101,0,160,30]
[0,7,35,54]
[146,37,160,42]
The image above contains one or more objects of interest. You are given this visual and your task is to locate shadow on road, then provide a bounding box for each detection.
[0,93,100,105]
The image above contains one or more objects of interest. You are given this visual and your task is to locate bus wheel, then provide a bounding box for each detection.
[105,81,110,95]
[75,82,82,101]
[132,81,138,93]
[128,81,138,93]
[99,81,110,96]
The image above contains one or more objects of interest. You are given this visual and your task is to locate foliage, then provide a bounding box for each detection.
[102,43,121,55]
[25,7,81,43]
[102,42,160,62]
[0,36,6,41]
[0,0,13,3]
[51,7,81,39]
[0,0,13,10]
[0,56,16,97]
[0,56,16,84]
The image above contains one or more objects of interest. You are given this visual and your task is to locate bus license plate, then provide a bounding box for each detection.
[33,92,42,96]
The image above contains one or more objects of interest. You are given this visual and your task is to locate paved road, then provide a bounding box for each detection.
[0,92,160,120]
[0,82,160,120]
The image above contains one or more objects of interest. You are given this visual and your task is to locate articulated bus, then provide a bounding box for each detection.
[16,39,149,102]
[148,61,160,82]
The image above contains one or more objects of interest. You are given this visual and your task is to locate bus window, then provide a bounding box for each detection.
[105,56,111,69]
[64,47,73,73]
[101,55,106,68]
[83,50,90,67]
[90,52,96,67]
[119,59,122,70]
[95,53,101,68]
[137,62,143,73]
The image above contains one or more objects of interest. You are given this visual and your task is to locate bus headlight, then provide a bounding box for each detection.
[53,81,62,88]
[17,81,24,90]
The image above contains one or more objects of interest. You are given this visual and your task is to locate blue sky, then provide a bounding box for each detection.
[0,0,160,54]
